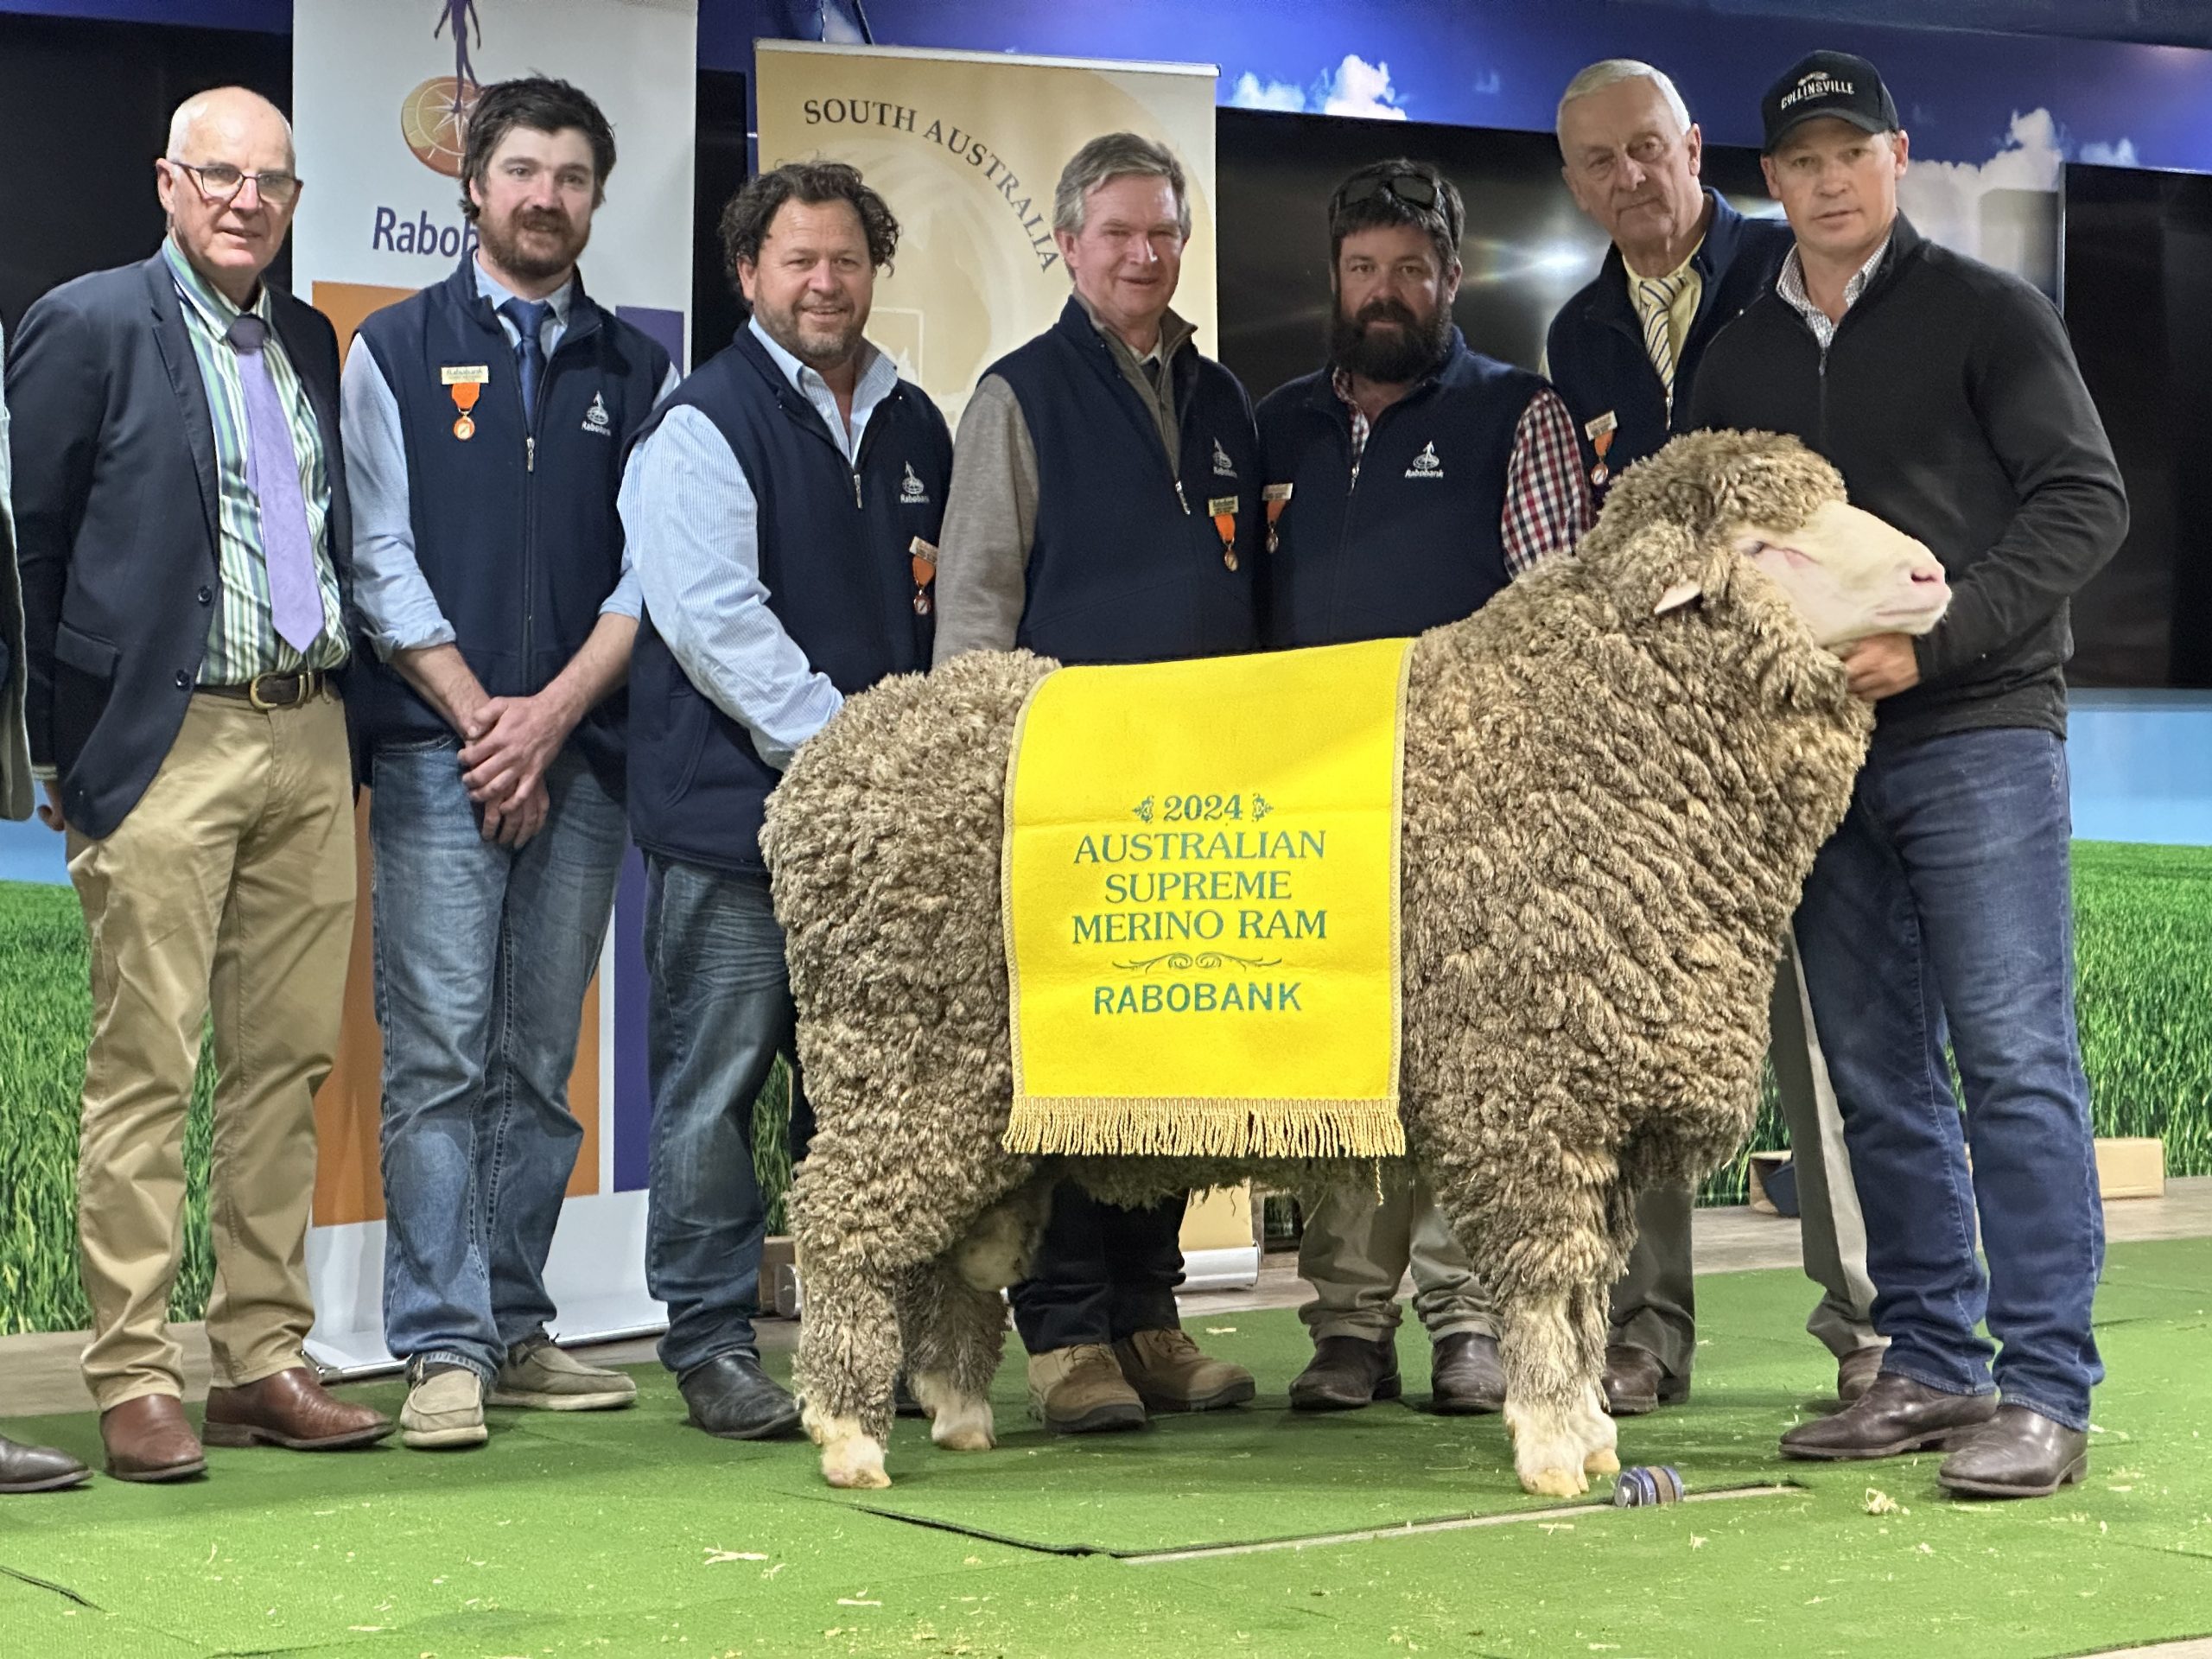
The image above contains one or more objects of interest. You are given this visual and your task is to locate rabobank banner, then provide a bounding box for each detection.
[290,0,697,1370]
[754,41,1219,431]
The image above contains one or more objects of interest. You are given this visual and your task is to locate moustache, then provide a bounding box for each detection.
[513,211,575,235]
[1352,299,1422,332]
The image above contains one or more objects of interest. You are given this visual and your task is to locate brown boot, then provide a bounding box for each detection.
[0,1433,92,1493]
[1114,1328,1255,1414]
[99,1394,206,1483]
[202,1367,393,1451]
[1602,1344,1690,1416]
[1028,1344,1147,1433]
[1837,1345,1885,1405]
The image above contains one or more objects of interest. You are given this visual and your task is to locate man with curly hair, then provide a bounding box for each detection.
[620,162,953,1439]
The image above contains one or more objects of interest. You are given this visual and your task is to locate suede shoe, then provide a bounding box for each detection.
[1428,1332,1507,1414]
[490,1337,638,1412]
[678,1352,802,1440]
[0,1433,92,1493]
[204,1366,393,1452]
[1602,1344,1690,1416]
[1937,1404,2089,1499]
[99,1394,206,1483]
[1781,1372,1996,1461]
[1838,1345,1885,1406]
[1029,1343,1147,1433]
[1115,1327,1256,1414]
[1288,1334,1401,1412]
[400,1362,488,1450]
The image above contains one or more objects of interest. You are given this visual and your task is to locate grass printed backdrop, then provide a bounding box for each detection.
[1,841,2208,1332]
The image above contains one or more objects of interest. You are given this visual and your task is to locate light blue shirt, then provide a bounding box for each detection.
[620,316,903,772]
[339,258,677,658]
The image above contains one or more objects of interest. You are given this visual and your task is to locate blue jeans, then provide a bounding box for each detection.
[1793,727,2104,1429]
[370,742,626,1381]
[642,855,813,1378]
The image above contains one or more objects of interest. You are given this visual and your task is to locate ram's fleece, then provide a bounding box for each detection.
[762,429,1941,1495]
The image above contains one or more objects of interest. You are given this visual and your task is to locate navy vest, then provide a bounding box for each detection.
[627,327,950,874]
[352,259,670,798]
[1255,334,1543,648]
[989,297,1262,664]
[1544,193,1793,507]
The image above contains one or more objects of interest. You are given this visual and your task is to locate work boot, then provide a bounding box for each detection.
[1114,1327,1255,1414]
[1781,1373,1995,1461]
[1602,1344,1690,1415]
[1837,1345,1885,1406]
[399,1362,488,1450]
[1427,1332,1507,1414]
[1288,1334,1401,1411]
[1027,1343,1147,1433]
[490,1337,638,1411]
[1937,1405,2089,1499]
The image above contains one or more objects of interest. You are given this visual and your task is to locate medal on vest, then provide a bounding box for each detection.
[1584,410,1618,488]
[1209,495,1240,571]
[442,365,490,442]
[910,536,938,616]
[1262,482,1294,555]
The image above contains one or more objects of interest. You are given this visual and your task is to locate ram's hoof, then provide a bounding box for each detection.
[1584,1446,1621,1477]
[1521,1465,1589,1497]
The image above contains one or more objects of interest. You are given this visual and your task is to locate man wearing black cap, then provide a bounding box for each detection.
[1690,50,2128,1501]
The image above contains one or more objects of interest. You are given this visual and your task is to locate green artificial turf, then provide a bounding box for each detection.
[1,1240,2208,1658]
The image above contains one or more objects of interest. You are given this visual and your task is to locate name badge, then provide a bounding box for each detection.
[1583,410,1618,441]
[441,365,491,386]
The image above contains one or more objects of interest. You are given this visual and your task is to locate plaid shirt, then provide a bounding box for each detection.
[1332,368,1592,575]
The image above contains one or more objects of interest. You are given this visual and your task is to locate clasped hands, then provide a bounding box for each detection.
[459,690,578,847]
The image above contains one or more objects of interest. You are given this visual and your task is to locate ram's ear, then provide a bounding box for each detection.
[1653,580,1702,616]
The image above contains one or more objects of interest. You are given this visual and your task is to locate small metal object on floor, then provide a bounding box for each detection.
[1611,1464,1686,1506]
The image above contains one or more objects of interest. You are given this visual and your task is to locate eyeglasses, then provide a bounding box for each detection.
[168,160,302,207]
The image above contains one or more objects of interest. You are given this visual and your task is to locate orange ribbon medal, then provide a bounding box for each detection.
[1208,495,1240,571]
[1585,410,1618,488]
[910,537,938,616]
[1262,481,1293,555]
[441,364,490,441]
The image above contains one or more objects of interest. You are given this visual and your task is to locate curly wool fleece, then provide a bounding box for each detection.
[761,429,1872,1476]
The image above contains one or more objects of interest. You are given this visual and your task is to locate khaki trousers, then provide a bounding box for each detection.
[1298,1166,1495,1344]
[67,690,354,1409]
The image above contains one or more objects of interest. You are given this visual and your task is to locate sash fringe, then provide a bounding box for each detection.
[1003,1096,1406,1160]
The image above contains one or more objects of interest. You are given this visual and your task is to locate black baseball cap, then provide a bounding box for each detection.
[1760,50,1900,154]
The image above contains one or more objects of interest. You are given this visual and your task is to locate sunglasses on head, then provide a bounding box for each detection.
[1339,171,1440,213]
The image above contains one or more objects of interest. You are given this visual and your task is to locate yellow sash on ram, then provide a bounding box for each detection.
[1001,637,1414,1159]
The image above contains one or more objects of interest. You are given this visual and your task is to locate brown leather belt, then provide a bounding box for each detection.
[197,670,329,709]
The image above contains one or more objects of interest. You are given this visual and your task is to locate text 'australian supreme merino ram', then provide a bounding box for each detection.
[760,429,1949,1497]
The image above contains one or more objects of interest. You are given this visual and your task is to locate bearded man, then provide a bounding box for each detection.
[340,76,675,1449]
[1255,156,1591,1415]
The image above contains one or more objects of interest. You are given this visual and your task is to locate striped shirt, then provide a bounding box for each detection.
[1332,369,1592,575]
[162,238,347,680]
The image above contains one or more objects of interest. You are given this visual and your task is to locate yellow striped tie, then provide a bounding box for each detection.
[1637,273,1685,400]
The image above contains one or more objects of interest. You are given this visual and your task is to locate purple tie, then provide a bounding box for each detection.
[225,314,324,654]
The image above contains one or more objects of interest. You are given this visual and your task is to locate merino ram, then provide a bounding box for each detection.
[760,429,1949,1496]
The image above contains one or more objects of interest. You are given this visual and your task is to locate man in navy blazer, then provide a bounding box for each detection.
[6,86,391,1482]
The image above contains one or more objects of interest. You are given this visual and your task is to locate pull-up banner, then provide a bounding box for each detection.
[290,0,697,1370]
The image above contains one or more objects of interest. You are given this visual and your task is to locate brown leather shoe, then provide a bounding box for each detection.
[202,1367,394,1452]
[1289,1334,1402,1411]
[1837,1345,1885,1406]
[0,1433,92,1493]
[100,1394,207,1483]
[1780,1372,1996,1461]
[1427,1332,1506,1415]
[1937,1404,2089,1499]
[1602,1344,1690,1416]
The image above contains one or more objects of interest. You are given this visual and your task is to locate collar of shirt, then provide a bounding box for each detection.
[162,235,272,334]
[1328,366,1376,480]
[747,315,898,460]
[1777,235,1892,342]
[474,257,575,353]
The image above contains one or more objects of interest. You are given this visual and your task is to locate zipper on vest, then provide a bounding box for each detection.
[852,469,862,509]
[1174,479,1190,514]
[526,435,536,473]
